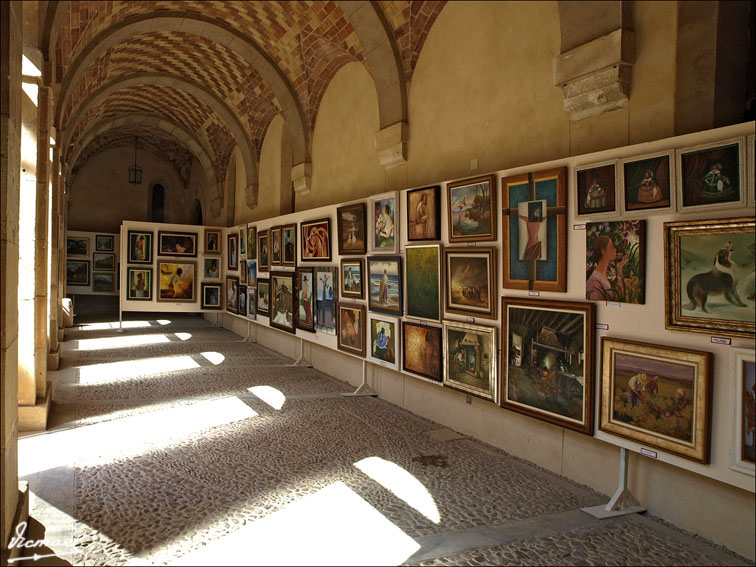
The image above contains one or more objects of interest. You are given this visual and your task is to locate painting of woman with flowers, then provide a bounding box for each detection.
[586,220,646,304]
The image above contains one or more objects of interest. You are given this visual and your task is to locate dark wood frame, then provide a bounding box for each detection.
[257,229,270,271]
[246,286,257,319]
[158,230,198,258]
[238,284,248,316]
[337,302,366,358]
[92,272,115,292]
[270,271,296,333]
[126,267,152,301]
[127,230,152,264]
[227,232,239,271]
[238,227,246,256]
[340,258,364,299]
[282,223,297,267]
[444,247,497,320]
[201,282,222,310]
[247,224,256,260]
[270,225,283,266]
[406,185,441,241]
[67,236,89,257]
[337,202,367,255]
[405,243,442,322]
[93,252,115,271]
[226,275,239,313]
[367,255,403,316]
[204,229,221,255]
[402,321,442,383]
[95,234,114,252]
[66,259,90,286]
[294,266,316,332]
[446,174,497,243]
[300,217,331,261]
[256,278,270,316]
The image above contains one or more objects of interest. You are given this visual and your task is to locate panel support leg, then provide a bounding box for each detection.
[341,360,377,397]
[238,322,252,342]
[581,447,645,518]
[286,338,312,367]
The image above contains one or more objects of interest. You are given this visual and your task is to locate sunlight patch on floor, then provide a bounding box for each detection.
[71,334,171,351]
[248,386,286,410]
[175,332,192,341]
[200,351,225,365]
[78,321,153,330]
[77,355,201,384]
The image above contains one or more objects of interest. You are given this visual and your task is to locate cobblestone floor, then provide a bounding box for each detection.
[18,315,754,566]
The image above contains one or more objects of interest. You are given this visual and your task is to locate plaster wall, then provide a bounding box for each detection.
[247,115,286,223]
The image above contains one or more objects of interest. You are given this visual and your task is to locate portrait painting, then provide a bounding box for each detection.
[599,337,712,463]
[407,185,441,241]
[201,282,222,310]
[574,161,618,218]
[204,257,220,279]
[126,267,152,301]
[258,229,270,271]
[367,256,403,316]
[157,262,195,302]
[226,276,239,313]
[247,287,257,319]
[282,224,297,266]
[586,220,646,304]
[405,244,441,322]
[270,272,295,333]
[158,231,197,257]
[239,261,248,285]
[337,202,366,255]
[92,272,115,293]
[402,322,442,383]
[128,231,152,264]
[66,259,90,286]
[341,259,364,299]
[621,151,674,214]
[238,285,247,316]
[730,348,755,476]
[239,227,246,256]
[246,260,257,286]
[369,315,399,370]
[501,298,595,435]
[315,267,338,335]
[447,174,496,243]
[369,192,399,253]
[95,234,114,252]
[227,233,239,271]
[518,200,547,261]
[271,225,282,266]
[67,236,89,257]
[247,225,257,260]
[205,229,221,255]
[444,247,496,319]
[295,267,315,332]
[301,218,331,261]
[337,303,366,358]
[93,253,115,271]
[443,321,497,402]
[677,138,746,211]
[257,278,270,316]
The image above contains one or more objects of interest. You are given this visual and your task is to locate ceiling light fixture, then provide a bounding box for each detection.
[128,137,143,185]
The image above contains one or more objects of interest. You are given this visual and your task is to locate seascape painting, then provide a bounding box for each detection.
[367,256,402,316]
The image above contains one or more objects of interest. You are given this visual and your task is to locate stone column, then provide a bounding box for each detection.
[48,145,60,361]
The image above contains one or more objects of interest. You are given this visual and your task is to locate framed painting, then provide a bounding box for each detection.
[402,322,442,383]
[257,229,270,271]
[95,234,114,252]
[730,347,755,476]
[92,272,115,292]
[447,174,496,243]
[205,229,221,255]
[247,286,257,320]
[126,267,152,301]
[158,231,197,257]
[586,220,646,304]
[369,191,399,253]
[369,314,400,370]
[341,258,364,299]
[664,217,754,338]
[444,247,496,320]
[599,337,712,463]
[127,231,152,264]
[238,285,248,316]
[66,259,90,286]
[270,225,283,266]
[573,160,619,219]
[620,150,675,214]
[337,302,366,358]
[748,134,755,205]
[67,236,89,257]
[239,227,246,256]
[337,202,367,255]
[227,233,239,271]
[226,276,239,313]
[270,271,296,333]
[301,218,331,261]
[204,257,220,279]
[501,167,567,292]
[93,252,115,271]
[315,267,338,335]
[501,297,595,435]
[367,256,403,316]
[239,261,248,285]
[201,282,222,310]
[246,260,257,286]
[157,262,196,302]
[282,223,297,267]
[676,137,746,212]
[247,224,257,260]
[407,185,441,241]
[295,267,316,332]
[257,278,270,317]
[443,320,498,402]
[405,244,441,322]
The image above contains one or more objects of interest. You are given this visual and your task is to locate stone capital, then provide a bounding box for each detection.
[375,122,408,169]
[291,162,312,195]
[244,183,258,209]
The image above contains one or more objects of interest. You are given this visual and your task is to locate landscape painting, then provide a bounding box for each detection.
[92,272,115,292]
[93,253,115,271]
[731,347,755,475]
[444,247,496,319]
[447,174,496,242]
[66,260,90,286]
[67,236,89,257]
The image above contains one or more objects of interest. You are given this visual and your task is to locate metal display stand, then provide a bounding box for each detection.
[582,447,645,518]
[341,360,378,397]
[286,337,313,368]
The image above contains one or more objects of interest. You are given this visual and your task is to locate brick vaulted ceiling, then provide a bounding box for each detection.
[52,0,446,192]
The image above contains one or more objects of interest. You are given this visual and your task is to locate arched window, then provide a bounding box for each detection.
[150,184,165,222]
[191,199,202,225]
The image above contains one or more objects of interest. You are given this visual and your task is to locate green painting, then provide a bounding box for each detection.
[405,245,440,322]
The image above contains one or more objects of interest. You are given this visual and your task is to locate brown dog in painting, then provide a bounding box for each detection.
[684,241,747,313]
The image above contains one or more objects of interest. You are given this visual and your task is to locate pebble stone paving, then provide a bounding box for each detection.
[20,314,753,566]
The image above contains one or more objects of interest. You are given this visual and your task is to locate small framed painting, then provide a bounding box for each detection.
[301,218,331,261]
[402,322,442,383]
[337,302,366,358]
[67,236,89,257]
[270,225,283,266]
[239,261,248,285]
[157,262,196,302]
[127,231,152,264]
[258,229,270,271]
[620,150,675,214]
[246,260,257,286]
[367,256,403,316]
[247,286,257,319]
[443,320,498,402]
[205,229,221,255]
[228,233,239,271]
[95,234,114,252]
[599,337,712,463]
[247,224,257,260]
[447,174,497,243]
[238,285,247,316]
[257,278,270,317]
[405,244,441,322]
[92,272,115,292]
[369,191,399,253]
[315,267,338,335]
[341,258,364,299]
[239,227,247,256]
[204,257,220,279]
[295,267,316,333]
[201,282,222,310]
[586,220,646,304]
[676,137,746,212]
[407,185,441,241]
[369,314,400,370]
[126,267,152,301]
[158,231,197,257]
[573,160,619,219]
[282,223,297,267]
[730,347,755,476]
[337,202,367,255]
[66,259,90,286]
[270,271,296,333]
[93,253,115,271]
[226,276,239,313]
[444,247,497,320]
[747,134,755,204]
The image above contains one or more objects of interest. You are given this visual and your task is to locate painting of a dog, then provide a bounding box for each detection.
[684,242,747,312]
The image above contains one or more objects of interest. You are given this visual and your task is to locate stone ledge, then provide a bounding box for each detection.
[19,383,51,432]
[292,162,312,195]
[375,122,408,169]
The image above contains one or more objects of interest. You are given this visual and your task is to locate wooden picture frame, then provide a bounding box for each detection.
[301,218,331,261]
[340,258,364,299]
[315,266,338,335]
[620,150,675,215]
[501,297,595,435]
[282,223,297,267]
[676,137,746,212]
[443,320,498,402]
[257,229,270,271]
[204,257,220,279]
[158,231,197,258]
[730,347,755,476]
[257,278,270,317]
[66,259,90,286]
[201,282,222,310]
[239,260,248,285]
[247,286,257,319]
[226,276,239,313]
[126,267,152,301]
[270,271,296,333]
[369,191,399,254]
[337,302,366,358]
[599,337,712,463]
[402,321,442,383]
[93,252,115,271]
[369,314,400,371]
[95,234,114,252]
[407,185,441,241]
[246,260,257,286]
[367,255,403,316]
[405,244,442,322]
[270,225,283,266]
[238,284,247,316]
[747,134,755,205]
[444,247,497,320]
[92,272,115,292]
[227,233,239,271]
[586,220,646,304]
[447,174,497,243]
[337,202,367,255]
[664,217,754,338]
[157,261,196,302]
[247,224,257,260]
[127,231,152,264]
[295,267,316,332]
[66,236,89,257]
[239,227,246,256]
[573,160,619,219]
[205,229,221,255]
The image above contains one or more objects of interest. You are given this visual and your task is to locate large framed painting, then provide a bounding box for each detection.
[341,258,364,299]
[367,256,403,316]
[126,267,152,301]
[227,232,239,271]
[301,218,331,261]
[599,337,712,463]
[407,185,441,241]
[93,252,115,271]
[443,320,498,403]
[239,227,246,256]
[620,150,674,214]
[257,278,270,317]
[246,260,257,286]
[257,229,270,271]
[402,322,442,383]
[270,271,296,333]
[337,202,367,255]
[501,167,567,292]
[92,272,115,292]
[270,225,283,266]
[282,223,297,267]
[95,234,114,252]
[157,261,196,302]
[405,244,441,322]
[205,229,221,255]
[501,297,595,435]
[158,231,197,257]
[247,224,257,260]
[127,230,152,264]
[664,217,754,338]
[447,174,496,243]
[204,257,220,279]
[337,302,366,358]
[315,267,338,335]
[444,247,497,320]
[66,259,90,286]
[201,282,222,310]
[247,286,257,320]
[573,160,619,219]
[369,314,400,371]
[676,137,746,212]
[67,236,89,257]
[586,220,646,304]
[295,267,316,333]
[369,192,399,253]
[730,347,755,476]
[238,285,247,316]
[226,276,239,313]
